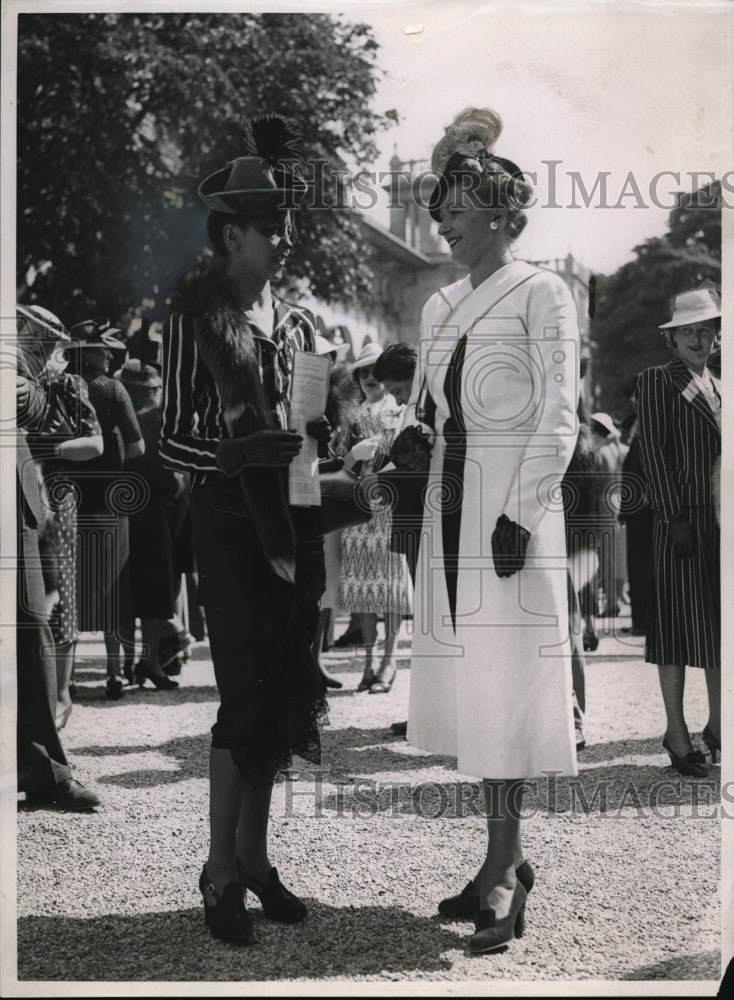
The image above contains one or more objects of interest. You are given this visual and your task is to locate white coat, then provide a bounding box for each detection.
[406,259,579,779]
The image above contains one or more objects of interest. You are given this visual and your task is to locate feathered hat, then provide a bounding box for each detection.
[69,316,126,349]
[198,113,308,214]
[428,107,527,222]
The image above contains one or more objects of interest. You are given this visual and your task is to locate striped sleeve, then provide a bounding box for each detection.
[159,313,221,473]
[636,366,681,522]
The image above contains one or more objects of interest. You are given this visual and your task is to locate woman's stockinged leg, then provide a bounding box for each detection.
[478,779,524,911]
[236,779,275,883]
[206,747,247,893]
[704,669,721,743]
[657,663,693,755]
[381,612,401,664]
[357,613,379,688]
[466,779,529,952]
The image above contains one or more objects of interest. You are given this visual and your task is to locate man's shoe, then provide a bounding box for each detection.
[26,778,101,811]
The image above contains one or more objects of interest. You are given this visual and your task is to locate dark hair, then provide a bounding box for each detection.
[206,208,297,258]
[373,343,417,382]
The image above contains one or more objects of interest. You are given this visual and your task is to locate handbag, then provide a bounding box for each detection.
[379,383,436,576]
[317,458,372,534]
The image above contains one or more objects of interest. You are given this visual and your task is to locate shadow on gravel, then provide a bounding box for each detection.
[322,726,456,777]
[618,949,721,980]
[65,732,211,784]
[577,734,711,765]
[70,685,221,707]
[304,731,721,820]
[17,903,462,982]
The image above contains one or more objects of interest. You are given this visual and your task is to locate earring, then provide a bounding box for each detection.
[489,220,500,230]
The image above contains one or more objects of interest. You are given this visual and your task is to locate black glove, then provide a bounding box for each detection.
[306,416,332,458]
[669,515,695,557]
[216,430,303,475]
[491,513,531,578]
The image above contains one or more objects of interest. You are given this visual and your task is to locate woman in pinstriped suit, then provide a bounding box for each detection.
[635,287,721,778]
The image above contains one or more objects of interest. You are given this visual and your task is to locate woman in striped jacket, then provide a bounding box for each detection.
[160,116,330,944]
[635,287,721,778]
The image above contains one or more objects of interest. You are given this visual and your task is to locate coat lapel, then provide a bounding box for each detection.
[668,357,720,435]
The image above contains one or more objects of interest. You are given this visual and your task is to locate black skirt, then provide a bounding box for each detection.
[191,475,327,784]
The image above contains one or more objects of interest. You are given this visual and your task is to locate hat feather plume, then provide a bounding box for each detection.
[431,107,503,174]
[243,113,305,167]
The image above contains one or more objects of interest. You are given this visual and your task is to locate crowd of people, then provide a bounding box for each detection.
[15,107,720,956]
[15,308,202,809]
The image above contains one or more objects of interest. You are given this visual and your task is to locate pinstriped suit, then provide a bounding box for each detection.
[636,355,720,669]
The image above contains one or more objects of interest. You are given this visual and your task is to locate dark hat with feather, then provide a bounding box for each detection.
[198,113,308,214]
[69,316,126,349]
[427,107,528,222]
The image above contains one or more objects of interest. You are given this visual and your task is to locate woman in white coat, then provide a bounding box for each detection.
[405,109,579,953]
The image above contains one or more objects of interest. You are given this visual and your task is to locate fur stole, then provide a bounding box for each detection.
[172,260,298,584]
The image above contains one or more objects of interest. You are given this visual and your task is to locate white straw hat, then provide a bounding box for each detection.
[350,341,383,371]
[659,288,721,330]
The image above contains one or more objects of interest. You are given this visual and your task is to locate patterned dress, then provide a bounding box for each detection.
[338,394,413,616]
[28,373,101,645]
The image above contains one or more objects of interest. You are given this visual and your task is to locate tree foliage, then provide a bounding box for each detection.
[591,183,721,417]
[17,11,398,323]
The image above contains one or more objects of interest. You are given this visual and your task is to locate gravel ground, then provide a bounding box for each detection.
[10,616,724,995]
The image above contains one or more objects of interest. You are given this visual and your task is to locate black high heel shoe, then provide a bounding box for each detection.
[702,726,721,764]
[333,627,363,648]
[199,866,252,943]
[468,880,528,955]
[662,737,709,777]
[236,861,308,923]
[105,676,124,700]
[134,661,179,691]
[319,665,343,690]
[438,859,535,919]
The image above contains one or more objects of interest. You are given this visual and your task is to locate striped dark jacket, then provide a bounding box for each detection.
[635,355,721,523]
[160,298,316,483]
